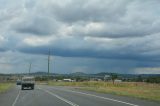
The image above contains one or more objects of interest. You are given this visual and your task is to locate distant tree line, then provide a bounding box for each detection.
[35,75,90,82]
[146,76,160,83]
[121,75,160,83]
[34,74,160,83]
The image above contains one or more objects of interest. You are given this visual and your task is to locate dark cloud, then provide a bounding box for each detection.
[14,16,58,36]
[10,0,160,38]
[51,0,129,23]
[49,0,160,38]
[18,46,160,62]
[0,48,6,52]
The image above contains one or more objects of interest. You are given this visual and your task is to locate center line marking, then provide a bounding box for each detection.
[38,87,79,106]
[12,90,21,106]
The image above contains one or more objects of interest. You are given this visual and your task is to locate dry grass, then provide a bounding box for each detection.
[0,83,13,93]
[49,81,160,102]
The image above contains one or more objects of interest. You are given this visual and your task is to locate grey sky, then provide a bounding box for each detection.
[0,0,160,74]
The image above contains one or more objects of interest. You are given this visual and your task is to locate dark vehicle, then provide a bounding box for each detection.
[16,80,21,85]
[21,76,35,90]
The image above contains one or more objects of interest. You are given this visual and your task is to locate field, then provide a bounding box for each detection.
[0,83,13,93]
[49,81,160,102]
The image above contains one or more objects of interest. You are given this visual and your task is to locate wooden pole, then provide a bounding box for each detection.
[48,50,50,83]
[29,63,31,75]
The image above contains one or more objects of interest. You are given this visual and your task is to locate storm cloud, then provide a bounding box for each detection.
[0,0,160,74]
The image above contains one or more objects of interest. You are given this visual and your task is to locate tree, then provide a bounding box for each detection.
[110,73,118,84]
[136,75,143,82]
[146,77,160,83]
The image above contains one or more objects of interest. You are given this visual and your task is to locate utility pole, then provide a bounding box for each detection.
[48,50,50,83]
[29,63,32,75]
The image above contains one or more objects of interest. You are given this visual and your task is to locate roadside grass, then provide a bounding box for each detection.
[0,83,13,93]
[48,81,160,102]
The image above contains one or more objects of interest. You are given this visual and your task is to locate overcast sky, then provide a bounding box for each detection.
[0,0,160,74]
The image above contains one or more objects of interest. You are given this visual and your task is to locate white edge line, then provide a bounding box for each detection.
[12,90,21,106]
[38,87,79,106]
[69,90,139,106]
[51,87,139,106]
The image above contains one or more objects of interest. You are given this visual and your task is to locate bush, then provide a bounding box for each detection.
[146,77,160,83]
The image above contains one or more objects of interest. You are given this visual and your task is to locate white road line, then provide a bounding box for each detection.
[51,87,139,106]
[38,87,79,106]
[12,90,21,106]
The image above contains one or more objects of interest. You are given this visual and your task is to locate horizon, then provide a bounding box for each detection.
[1,71,160,75]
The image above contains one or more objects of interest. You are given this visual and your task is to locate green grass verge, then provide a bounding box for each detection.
[0,83,14,93]
[48,81,160,102]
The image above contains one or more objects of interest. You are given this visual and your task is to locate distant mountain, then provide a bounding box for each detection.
[33,72,49,75]
[70,72,87,76]
[0,72,160,78]
[94,72,110,76]
[31,72,60,76]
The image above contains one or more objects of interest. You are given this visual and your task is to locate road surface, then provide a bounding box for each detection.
[0,85,159,106]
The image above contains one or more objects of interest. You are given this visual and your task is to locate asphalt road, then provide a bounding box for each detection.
[0,85,159,106]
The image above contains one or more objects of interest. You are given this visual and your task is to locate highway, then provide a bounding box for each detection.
[0,85,159,106]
